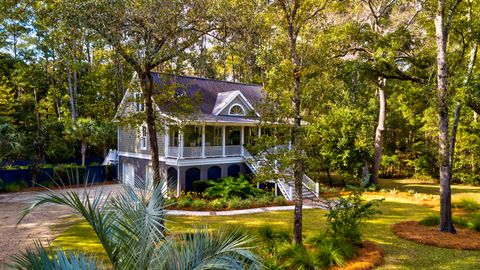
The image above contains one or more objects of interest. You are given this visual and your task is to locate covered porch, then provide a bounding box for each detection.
[165,125,260,159]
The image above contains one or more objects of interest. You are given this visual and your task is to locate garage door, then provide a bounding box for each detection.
[123,163,135,187]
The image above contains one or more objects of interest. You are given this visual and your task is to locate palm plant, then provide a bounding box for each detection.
[12,183,260,269]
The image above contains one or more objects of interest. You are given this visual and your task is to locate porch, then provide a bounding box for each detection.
[165,125,260,159]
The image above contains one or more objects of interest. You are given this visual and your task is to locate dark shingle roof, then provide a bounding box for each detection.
[151,73,263,115]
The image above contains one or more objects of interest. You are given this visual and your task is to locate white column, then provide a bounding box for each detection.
[176,168,181,197]
[165,126,169,157]
[201,125,206,158]
[240,126,245,156]
[179,131,184,159]
[222,126,226,157]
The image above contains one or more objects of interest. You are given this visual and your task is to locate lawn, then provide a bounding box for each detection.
[53,178,480,269]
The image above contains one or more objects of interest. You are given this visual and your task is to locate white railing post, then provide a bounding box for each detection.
[288,186,293,201]
[315,182,320,197]
[201,125,206,158]
[179,131,184,159]
[275,183,278,196]
[165,126,169,157]
[222,126,226,157]
[240,126,244,156]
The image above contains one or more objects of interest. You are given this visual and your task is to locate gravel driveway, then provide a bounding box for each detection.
[0,184,121,268]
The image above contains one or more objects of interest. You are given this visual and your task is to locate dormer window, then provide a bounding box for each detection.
[229,104,245,116]
[134,92,145,112]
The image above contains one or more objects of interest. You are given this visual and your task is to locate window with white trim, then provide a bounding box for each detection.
[134,92,145,112]
[140,126,147,150]
[229,104,245,116]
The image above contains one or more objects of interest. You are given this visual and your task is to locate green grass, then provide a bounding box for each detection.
[52,179,480,269]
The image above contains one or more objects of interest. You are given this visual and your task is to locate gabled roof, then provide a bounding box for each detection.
[151,73,262,116]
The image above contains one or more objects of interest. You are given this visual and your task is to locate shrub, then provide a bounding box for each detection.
[191,199,207,210]
[4,181,28,192]
[457,199,480,212]
[204,175,261,199]
[273,196,287,206]
[278,243,318,270]
[255,193,274,207]
[226,197,245,209]
[326,190,383,244]
[177,197,192,208]
[209,199,225,211]
[453,216,468,228]
[258,225,290,247]
[104,165,116,181]
[314,236,354,268]
[468,215,480,232]
[192,180,213,193]
[419,214,440,226]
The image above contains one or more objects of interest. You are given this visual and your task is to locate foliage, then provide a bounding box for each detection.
[204,175,262,199]
[310,233,354,269]
[454,199,480,212]
[468,215,480,232]
[190,198,207,210]
[191,180,213,193]
[14,184,261,269]
[419,214,440,227]
[326,190,383,244]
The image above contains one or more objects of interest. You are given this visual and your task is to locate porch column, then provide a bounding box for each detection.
[201,125,206,158]
[240,126,245,156]
[222,126,226,157]
[164,126,169,157]
[179,131,184,159]
[176,168,180,197]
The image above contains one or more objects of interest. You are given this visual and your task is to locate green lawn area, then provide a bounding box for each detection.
[54,179,480,269]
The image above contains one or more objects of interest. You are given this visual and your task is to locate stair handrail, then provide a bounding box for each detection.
[302,174,319,198]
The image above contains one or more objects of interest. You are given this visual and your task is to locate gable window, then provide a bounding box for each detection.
[140,126,147,150]
[134,92,145,112]
[229,104,245,116]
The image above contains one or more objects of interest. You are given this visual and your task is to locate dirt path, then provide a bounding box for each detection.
[0,184,120,268]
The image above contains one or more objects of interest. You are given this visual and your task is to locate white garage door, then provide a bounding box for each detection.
[123,163,135,187]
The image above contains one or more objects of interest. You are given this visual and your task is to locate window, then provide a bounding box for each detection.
[140,126,147,150]
[134,92,145,112]
[229,104,245,116]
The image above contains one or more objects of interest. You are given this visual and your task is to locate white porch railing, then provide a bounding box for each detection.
[205,146,223,157]
[183,146,202,158]
[225,145,241,156]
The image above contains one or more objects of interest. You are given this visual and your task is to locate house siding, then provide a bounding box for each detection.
[119,126,165,156]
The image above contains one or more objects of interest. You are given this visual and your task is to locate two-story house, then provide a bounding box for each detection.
[115,73,264,196]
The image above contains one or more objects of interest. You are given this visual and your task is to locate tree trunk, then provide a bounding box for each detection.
[448,42,477,186]
[67,61,77,124]
[81,140,87,166]
[435,0,455,233]
[139,71,162,187]
[372,78,386,184]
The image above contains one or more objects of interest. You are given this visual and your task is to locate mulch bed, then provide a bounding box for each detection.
[392,221,480,250]
[332,241,384,270]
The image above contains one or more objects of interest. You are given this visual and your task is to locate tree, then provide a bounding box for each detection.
[434,0,455,233]
[61,0,211,185]
[66,118,96,166]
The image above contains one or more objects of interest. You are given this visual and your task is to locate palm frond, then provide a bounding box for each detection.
[9,241,99,270]
[156,227,261,270]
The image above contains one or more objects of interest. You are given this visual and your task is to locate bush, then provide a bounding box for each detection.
[419,214,440,226]
[278,243,318,270]
[273,196,287,206]
[326,190,383,244]
[313,235,354,268]
[192,180,213,193]
[254,193,274,207]
[204,175,261,199]
[104,165,116,181]
[468,215,480,232]
[191,199,207,210]
[258,225,290,247]
[453,216,468,228]
[455,199,480,212]
[4,181,28,192]
[209,198,226,211]
[177,197,193,208]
